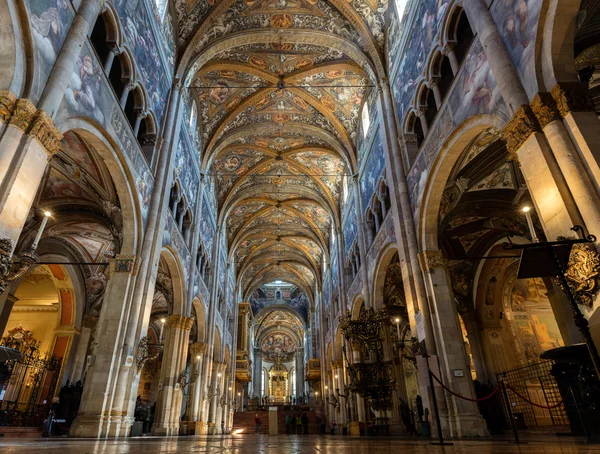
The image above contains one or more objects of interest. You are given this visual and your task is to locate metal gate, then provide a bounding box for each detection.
[0,327,62,427]
[497,360,568,428]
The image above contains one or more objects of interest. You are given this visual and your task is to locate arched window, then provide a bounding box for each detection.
[451,9,474,65]
[90,13,110,65]
[189,101,198,131]
[361,102,370,138]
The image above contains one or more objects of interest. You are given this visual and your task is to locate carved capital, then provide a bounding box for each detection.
[417,250,448,273]
[502,105,540,158]
[0,90,17,124]
[550,82,595,118]
[8,98,37,132]
[530,92,561,129]
[29,110,63,157]
[429,76,441,89]
[190,341,208,356]
[166,315,195,331]
[442,42,457,56]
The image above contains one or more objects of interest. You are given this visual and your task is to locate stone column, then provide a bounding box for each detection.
[70,260,138,438]
[184,341,207,432]
[430,77,443,109]
[295,349,304,399]
[152,315,194,436]
[418,251,488,438]
[253,349,262,398]
[0,0,103,245]
[442,43,459,76]
[352,176,371,307]
[119,81,136,108]
[103,43,119,74]
[68,315,96,383]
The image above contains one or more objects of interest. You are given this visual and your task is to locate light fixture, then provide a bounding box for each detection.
[160,318,166,324]
[521,205,539,242]
[197,355,201,360]
[522,206,531,213]
[335,374,338,379]
[217,373,221,378]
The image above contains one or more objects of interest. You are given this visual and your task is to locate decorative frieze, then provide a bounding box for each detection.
[550,82,595,118]
[502,104,540,157]
[417,250,448,273]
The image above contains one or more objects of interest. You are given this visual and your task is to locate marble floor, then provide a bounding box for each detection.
[0,435,599,454]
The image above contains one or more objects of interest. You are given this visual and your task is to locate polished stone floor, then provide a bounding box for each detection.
[0,435,599,454]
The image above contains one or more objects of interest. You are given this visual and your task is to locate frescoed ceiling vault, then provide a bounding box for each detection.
[172,0,385,309]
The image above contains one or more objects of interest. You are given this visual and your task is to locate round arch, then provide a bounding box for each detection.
[370,243,400,311]
[159,247,187,316]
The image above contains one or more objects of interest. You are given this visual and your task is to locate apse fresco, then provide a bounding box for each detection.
[261,332,297,362]
[391,0,450,121]
[175,130,201,209]
[25,0,75,101]
[491,0,543,97]
[250,285,309,321]
[113,0,170,123]
[360,129,385,210]
[343,194,357,256]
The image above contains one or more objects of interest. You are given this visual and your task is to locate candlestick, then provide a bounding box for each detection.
[32,211,52,250]
[522,206,539,243]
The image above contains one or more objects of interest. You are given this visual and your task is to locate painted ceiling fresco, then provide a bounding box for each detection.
[172,0,386,314]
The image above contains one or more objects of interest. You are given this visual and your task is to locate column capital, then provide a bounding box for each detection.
[0,90,17,124]
[190,341,208,355]
[417,250,448,273]
[501,104,540,158]
[429,76,441,88]
[442,42,456,56]
[166,315,195,331]
[550,82,595,118]
[28,110,64,157]
[530,92,561,129]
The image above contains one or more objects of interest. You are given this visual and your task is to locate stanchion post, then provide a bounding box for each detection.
[500,374,526,444]
[423,345,453,446]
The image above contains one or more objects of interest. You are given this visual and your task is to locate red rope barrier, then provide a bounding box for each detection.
[506,384,564,409]
[430,372,501,402]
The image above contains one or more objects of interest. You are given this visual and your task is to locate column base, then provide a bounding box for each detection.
[195,421,208,435]
[152,422,180,436]
[69,414,133,438]
[449,413,489,438]
[207,422,216,434]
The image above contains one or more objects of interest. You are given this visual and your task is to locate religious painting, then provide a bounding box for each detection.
[63,42,109,125]
[360,130,385,210]
[0,0,16,89]
[391,0,450,122]
[447,41,507,127]
[491,0,543,98]
[406,151,428,224]
[200,194,216,260]
[261,332,297,363]
[323,275,331,308]
[331,247,339,292]
[113,0,170,123]
[26,0,74,100]
[174,131,200,209]
[343,194,357,256]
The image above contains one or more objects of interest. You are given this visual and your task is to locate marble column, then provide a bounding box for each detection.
[152,316,194,436]
[70,263,138,438]
[418,250,488,438]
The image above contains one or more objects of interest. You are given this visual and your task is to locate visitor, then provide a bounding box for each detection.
[296,413,302,435]
[331,420,336,435]
[43,397,61,437]
[301,412,309,435]
[285,413,292,434]
[254,413,261,434]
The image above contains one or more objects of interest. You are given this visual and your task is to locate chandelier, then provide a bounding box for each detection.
[339,308,396,411]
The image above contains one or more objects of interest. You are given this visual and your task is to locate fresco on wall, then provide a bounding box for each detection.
[174,131,200,209]
[323,275,331,309]
[343,194,357,256]
[447,41,506,127]
[407,150,428,223]
[26,0,75,100]
[250,285,309,321]
[162,211,191,280]
[200,194,215,260]
[360,130,385,210]
[149,0,175,68]
[491,0,542,98]
[391,0,450,121]
[331,247,339,292]
[356,91,378,167]
[113,0,170,123]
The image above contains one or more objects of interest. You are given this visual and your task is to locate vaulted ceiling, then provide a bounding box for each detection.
[172,0,389,307]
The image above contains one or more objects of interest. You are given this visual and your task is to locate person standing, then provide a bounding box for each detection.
[301,412,309,435]
[285,413,292,434]
[254,413,261,434]
[296,414,302,435]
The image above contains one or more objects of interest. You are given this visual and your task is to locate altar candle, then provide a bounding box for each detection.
[32,211,52,250]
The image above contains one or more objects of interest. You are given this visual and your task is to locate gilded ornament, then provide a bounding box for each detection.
[8,98,36,133]
[530,92,561,129]
[0,91,17,124]
[502,104,540,158]
[550,83,595,118]
[562,243,600,308]
[29,110,63,157]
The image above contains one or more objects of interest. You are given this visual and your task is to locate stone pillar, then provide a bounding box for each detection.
[442,43,459,76]
[295,349,304,399]
[70,261,138,438]
[352,176,371,307]
[152,315,194,436]
[418,251,488,438]
[430,77,443,109]
[68,315,96,383]
[253,349,262,398]
[119,81,135,108]
[184,341,207,431]
[103,43,119,74]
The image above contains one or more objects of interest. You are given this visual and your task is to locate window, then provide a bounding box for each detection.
[361,102,370,138]
[189,101,197,130]
[342,174,349,203]
[394,0,409,19]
